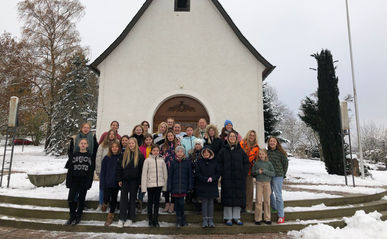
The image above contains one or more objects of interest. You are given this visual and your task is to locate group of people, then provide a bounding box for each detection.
[64,117,288,228]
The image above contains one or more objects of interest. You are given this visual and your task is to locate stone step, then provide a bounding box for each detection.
[0,214,347,234]
[0,191,385,209]
[0,200,386,223]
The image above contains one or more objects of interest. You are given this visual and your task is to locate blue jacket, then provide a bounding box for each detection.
[167,158,192,195]
[181,136,197,157]
[100,154,121,189]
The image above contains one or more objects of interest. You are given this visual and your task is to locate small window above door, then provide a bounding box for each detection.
[175,0,190,12]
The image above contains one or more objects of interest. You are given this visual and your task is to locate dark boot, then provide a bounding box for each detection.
[74,214,82,225]
[181,216,188,227]
[153,210,160,228]
[66,214,76,225]
[148,213,154,227]
[176,217,181,229]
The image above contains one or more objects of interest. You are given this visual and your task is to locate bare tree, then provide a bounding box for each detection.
[17,0,85,148]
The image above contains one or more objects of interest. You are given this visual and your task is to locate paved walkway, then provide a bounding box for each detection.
[0,227,292,239]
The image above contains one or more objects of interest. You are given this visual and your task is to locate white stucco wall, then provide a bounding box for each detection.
[96,0,266,147]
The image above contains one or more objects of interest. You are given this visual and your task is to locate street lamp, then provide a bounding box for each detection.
[344,0,365,178]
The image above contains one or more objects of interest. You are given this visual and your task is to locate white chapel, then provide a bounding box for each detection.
[91,0,274,147]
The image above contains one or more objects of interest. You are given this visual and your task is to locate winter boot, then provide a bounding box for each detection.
[153,209,160,228]
[181,216,188,227]
[137,200,143,213]
[104,213,114,226]
[202,217,209,228]
[208,217,215,228]
[74,214,82,225]
[65,214,76,225]
[101,203,108,212]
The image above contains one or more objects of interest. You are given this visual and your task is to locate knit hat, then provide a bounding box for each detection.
[175,145,186,155]
[194,138,204,148]
[224,120,233,127]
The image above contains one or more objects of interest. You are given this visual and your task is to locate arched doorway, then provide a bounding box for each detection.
[153,96,210,133]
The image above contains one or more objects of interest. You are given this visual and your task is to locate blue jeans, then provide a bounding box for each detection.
[99,188,104,205]
[270,176,284,217]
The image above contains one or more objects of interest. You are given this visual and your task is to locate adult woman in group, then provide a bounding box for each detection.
[153,122,168,146]
[219,120,242,143]
[240,130,260,213]
[267,136,288,224]
[99,121,121,144]
[217,131,249,226]
[141,121,150,134]
[68,122,98,160]
[203,124,222,156]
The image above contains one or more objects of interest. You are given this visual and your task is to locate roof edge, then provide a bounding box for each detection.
[211,0,275,79]
[90,0,154,69]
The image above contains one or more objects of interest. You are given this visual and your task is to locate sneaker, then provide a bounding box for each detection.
[255,221,261,225]
[264,220,272,225]
[117,220,125,228]
[234,219,243,225]
[225,219,233,226]
[126,220,133,226]
[277,217,285,224]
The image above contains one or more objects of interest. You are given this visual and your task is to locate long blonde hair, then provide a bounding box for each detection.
[157,122,168,136]
[122,137,139,168]
[258,148,269,162]
[243,130,258,147]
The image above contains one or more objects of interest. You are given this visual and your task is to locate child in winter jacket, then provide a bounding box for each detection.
[196,146,219,228]
[141,145,168,228]
[116,137,144,227]
[65,138,95,225]
[252,149,275,225]
[187,138,203,210]
[100,141,122,226]
[168,146,192,228]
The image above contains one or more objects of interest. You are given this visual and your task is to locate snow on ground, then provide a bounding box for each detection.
[285,203,353,212]
[288,210,387,239]
[0,146,386,201]
[287,157,387,187]
[286,185,385,195]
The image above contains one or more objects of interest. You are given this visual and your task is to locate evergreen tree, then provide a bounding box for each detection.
[46,54,98,155]
[263,83,285,142]
[299,95,320,133]
[312,49,344,175]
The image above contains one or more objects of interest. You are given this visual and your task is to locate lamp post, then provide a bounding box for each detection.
[344,0,365,178]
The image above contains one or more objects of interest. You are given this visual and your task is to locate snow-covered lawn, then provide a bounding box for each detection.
[288,210,387,239]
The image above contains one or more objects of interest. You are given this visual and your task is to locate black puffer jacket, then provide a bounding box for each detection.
[116,150,144,185]
[204,137,223,156]
[196,147,219,199]
[167,158,192,195]
[217,143,249,207]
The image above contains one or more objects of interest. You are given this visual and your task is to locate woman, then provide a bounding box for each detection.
[153,122,168,146]
[219,120,242,143]
[116,137,145,227]
[240,130,260,213]
[267,136,288,224]
[217,131,249,226]
[131,124,145,146]
[203,124,222,156]
[141,121,150,134]
[68,122,98,161]
[99,121,121,144]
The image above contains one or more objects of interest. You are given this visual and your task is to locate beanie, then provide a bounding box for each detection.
[224,120,233,127]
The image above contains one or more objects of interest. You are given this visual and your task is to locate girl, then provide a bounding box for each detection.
[196,146,219,228]
[168,146,192,228]
[139,133,153,159]
[141,120,150,134]
[65,138,95,225]
[160,130,178,213]
[141,145,168,227]
[181,126,197,157]
[120,135,130,153]
[219,120,243,143]
[217,131,249,226]
[116,137,145,227]
[203,124,222,156]
[187,138,203,209]
[100,141,122,226]
[240,130,260,213]
[131,124,145,146]
[267,136,288,224]
[138,133,153,212]
[252,149,275,225]
[99,121,121,144]
[96,129,119,211]
[153,122,168,146]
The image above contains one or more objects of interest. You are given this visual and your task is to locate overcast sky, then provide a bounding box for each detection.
[1,0,386,127]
